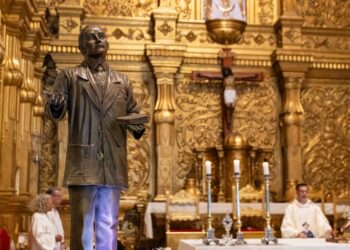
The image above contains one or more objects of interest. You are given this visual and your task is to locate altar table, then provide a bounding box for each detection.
[178,238,350,250]
[144,202,337,239]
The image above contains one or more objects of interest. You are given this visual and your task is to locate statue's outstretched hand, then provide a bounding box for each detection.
[48,93,67,106]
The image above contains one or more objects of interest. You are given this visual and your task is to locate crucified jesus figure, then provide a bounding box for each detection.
[192,62,263,138]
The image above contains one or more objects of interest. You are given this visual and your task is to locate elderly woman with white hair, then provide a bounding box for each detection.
[30,193,58,250]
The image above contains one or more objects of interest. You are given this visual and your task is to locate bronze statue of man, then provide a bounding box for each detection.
[46,25,145,250]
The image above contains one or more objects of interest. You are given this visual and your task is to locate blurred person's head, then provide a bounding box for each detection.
[30,194,53,213]
[296,183,309,204]
[46,187,63,208]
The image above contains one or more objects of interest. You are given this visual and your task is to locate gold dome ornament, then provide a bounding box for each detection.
[204,0,247,45]
[205,19,246,45]
[224,131,246,148]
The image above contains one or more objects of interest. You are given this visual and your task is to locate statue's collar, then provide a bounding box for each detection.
[76,62,123,83]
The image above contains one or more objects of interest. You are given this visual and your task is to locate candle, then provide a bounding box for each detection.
[263,162,270,176]
[205,160,211,175]
[234,159,240,175]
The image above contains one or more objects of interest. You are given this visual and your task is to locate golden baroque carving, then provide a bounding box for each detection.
[295,0,350,28]
[60,16,78,33]
[157,21,174,36]
[311,62,350,70]
[284,28,301,43]
[3,56,24,87]
[0,41,4,64]
[233,77,278,180]
[233,79,277,148]
[271,52,313,63]
[19,79,36,104]
[175,79,222,191]
[184,57,219,65]
[111,28,152,41]
[146,47,185,57]
[258,0,274,25]
[238,33,275,46]
[106,54,146,62]
[235,59,271,67]
[176,30,213,43]
[83,0,157,17]
[175,0,192,19]
[125,79,152,196]
[301,85,350,196]
[303,35,350,51]
[33,95,45,117]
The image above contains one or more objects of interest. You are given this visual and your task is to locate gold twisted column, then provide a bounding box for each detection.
[273,7,311,199]
[0,17,24,197]
[0,7,10,196]
[147,5,186,200]
[147,59,184,200]
[154,72,176,200]
[280,75,305,199]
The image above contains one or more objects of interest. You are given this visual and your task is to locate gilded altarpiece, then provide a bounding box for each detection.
[174,79,222,191]
[83,0,203,20]
[232,74,280,187]
[125,78,154,197]
[295,0,350,28]
[301,81,350,198]
[174,73,281,192]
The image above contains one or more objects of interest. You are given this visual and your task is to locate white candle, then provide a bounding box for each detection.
[234,159,240,175]
[205,160,211,175]
[263,162,270,176]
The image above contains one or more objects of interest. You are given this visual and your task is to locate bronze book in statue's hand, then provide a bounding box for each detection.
[116,114,149,124]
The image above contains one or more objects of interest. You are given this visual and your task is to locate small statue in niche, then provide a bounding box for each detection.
[205,0,245,20]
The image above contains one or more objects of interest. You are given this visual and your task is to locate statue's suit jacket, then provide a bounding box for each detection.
[47,62,142,189]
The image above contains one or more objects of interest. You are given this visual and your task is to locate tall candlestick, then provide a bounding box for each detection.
[261,173,278,245]
[233,171,246,245]
[263,162,269,176]
[234,159,240,175]
[205,160,211,175]
[203,168,219,245]
[208,174,212,216]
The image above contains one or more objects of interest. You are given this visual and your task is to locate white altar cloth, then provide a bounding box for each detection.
[179,238,350,250]
[144,202,336,239]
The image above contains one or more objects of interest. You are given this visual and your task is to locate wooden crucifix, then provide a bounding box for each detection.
[191,48,264,140]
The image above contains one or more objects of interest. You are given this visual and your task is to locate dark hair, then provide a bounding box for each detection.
[296,183,308,191]
[46,187,60,195]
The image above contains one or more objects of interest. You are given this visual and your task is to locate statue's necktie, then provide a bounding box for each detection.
[96,65,107,96]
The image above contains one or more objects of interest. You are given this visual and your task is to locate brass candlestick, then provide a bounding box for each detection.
[233,173,247,245]
[261,174,278,244]
[203,174,219,245]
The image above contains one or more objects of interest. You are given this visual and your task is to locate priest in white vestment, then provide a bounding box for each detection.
[46,187,65,250]
[281,183,333,239]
